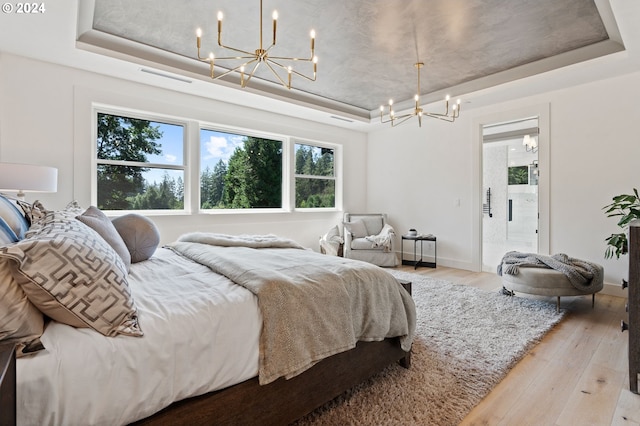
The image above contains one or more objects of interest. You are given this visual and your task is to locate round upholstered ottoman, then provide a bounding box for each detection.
[501,265,604,312]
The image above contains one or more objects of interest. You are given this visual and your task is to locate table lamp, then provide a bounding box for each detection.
[0,162,58,200]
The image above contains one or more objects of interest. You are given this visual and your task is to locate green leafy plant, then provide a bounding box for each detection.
[603,188,640,259]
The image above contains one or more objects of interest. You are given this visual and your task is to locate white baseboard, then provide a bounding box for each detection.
[396,251,476,271]
[601,281,628,298]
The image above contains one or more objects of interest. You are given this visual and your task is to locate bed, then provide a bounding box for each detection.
[0,201,416,425]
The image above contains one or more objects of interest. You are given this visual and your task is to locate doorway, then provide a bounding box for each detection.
[481,117,539,272]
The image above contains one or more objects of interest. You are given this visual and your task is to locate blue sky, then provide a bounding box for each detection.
[143,123,244,185]
[200,128,245,171]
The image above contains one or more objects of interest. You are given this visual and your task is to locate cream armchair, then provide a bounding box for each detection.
[343,213,397,267]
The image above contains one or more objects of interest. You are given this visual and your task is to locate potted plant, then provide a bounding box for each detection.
[603,188,640,259]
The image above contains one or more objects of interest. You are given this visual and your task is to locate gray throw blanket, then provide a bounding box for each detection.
[497,251,602,291]
[166,232,416,385]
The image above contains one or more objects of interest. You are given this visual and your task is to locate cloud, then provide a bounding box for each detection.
[165,154,177,163]
[203,134,244,162]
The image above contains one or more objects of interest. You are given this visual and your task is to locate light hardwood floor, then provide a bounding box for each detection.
[396,264,640,426]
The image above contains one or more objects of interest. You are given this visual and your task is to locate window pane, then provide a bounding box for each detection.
[200,129,282,209]
[295,178,335,208]
[294,143,335,208]
[294,144,334,177]
[96,113,185,211]
[97,113,183,165]
[97,165,184,210]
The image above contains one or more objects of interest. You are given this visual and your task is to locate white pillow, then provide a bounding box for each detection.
[322,225,343,243]
[0,258,45,357]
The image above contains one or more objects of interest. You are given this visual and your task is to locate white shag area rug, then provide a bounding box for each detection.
[295,270,566,426]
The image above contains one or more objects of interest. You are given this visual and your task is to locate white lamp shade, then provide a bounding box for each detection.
[0,162,58,194]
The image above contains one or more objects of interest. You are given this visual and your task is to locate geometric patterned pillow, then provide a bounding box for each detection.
[15,199,49,228]
[0,210,143,337]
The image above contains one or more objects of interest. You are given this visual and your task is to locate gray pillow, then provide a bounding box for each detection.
[343,219,368,238]
[111,214,160,263]
[77,206,132,272]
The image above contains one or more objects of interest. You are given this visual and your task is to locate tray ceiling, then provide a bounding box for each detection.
[79,0,623,121]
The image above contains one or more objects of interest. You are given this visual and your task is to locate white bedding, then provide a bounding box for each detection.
[169,234,415,385]
[16,248,261,426]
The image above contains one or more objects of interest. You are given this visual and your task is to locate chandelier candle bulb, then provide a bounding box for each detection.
[272,11,277,45]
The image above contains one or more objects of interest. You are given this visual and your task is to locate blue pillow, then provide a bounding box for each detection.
[0,195,29,240]
[0,216,18,245]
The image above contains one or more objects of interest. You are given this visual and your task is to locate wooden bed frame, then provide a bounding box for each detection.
[0,343,16,426]
[0,338,408,426]
[133,339,410,426]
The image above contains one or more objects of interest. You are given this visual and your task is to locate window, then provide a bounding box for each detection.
[508,165,529,185]
[93,107,340,213]
[294,142,335,208]
[200,128,283,209]
[96,112,185,210]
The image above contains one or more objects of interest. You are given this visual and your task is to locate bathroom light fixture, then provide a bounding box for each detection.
[380,62,462,127]
[523,134,538,153]
[195,0,317,90]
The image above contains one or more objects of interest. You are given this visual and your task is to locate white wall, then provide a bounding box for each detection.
[2,52,639,287]
[367,70,640,286]
[0,53,369,249]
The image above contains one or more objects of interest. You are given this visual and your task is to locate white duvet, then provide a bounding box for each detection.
[16,248,261,426]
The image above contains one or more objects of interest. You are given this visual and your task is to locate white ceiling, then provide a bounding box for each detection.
[1,0,639,130]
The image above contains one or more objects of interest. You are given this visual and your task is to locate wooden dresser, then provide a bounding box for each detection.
[0,343,16,426]
[624,221,640,394]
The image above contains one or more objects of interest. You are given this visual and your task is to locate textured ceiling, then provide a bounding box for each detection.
[83,0,619,119]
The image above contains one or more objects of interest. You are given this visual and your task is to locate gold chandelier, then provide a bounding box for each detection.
[196,0,317,90]
[380,62,461,127]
